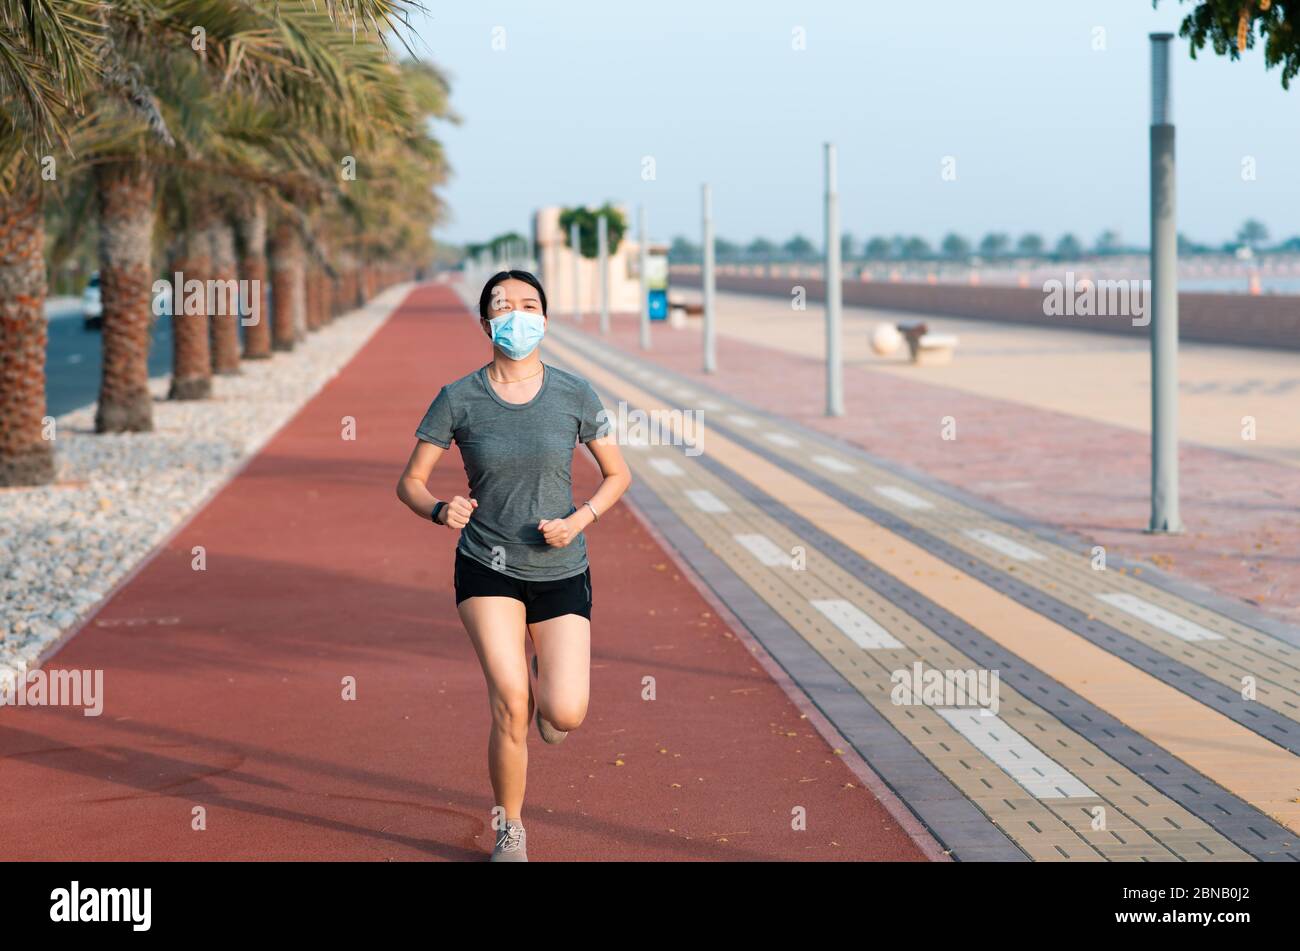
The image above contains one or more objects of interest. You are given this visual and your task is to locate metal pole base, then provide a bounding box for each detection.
[1143,521,1185,535]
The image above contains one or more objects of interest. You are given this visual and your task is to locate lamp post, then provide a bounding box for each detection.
[702,183,716,373]
[1148,32,1182,533]
[824,142,844,417]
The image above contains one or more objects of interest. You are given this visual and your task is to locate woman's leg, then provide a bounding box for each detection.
[528,614,591,732]
[458,596,530,819]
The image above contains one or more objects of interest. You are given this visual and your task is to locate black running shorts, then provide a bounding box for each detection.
[453,551,592,624]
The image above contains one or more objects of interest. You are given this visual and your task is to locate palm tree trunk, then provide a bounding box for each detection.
[0,190,56,486]
[305,265,321,332]
[167,220,212,400]
[95,160,156,433]
[320,271,334,324]
[268,218,303,352]
[236,195,271,360]
[207,213,241,375]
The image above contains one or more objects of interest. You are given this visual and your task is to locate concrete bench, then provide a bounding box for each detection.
[668,298,704,329]
[897,320,959,366]
[668,299,704,316]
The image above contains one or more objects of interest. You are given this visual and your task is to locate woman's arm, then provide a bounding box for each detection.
[539,433,632,547]
[396,440,476,528]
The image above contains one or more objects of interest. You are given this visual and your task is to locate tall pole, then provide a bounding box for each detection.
[639,204,650,350]
[570,221,582,322]
[702,183,716,373]
[824,142,844,417]
[1148,33,1182,533]
[597,213,609,334]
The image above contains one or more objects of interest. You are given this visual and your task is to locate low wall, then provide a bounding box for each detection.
[670,268,1300,350]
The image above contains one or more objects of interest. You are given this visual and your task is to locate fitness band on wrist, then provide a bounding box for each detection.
[584,500,599,522]
[431,500,447,524]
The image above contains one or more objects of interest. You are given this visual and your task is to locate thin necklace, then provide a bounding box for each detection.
[487,363,544,384]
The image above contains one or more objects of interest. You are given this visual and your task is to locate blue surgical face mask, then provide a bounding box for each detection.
[487,309,546,360]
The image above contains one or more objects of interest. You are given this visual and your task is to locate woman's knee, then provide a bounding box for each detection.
[490,690,531,740]
[543,698,587,733]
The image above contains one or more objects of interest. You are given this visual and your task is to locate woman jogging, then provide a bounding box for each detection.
[396,270,631,862]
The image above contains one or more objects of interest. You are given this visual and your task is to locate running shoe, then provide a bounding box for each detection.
[490,820,527,862]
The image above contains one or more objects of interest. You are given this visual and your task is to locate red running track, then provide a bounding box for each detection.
[0,285,927,861]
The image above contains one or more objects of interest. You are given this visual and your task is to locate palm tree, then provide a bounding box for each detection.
[5,0,440,473]
[206,194,242,376]
[0,0,99,485]
[235,193,271,359]
[84,0,427,423]
[94,157,157,431]
[164,191,213,399]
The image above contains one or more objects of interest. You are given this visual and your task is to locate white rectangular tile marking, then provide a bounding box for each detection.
[813,455,856,474]
[685,489,730,513]
[1096,593,1224,642]
[874,485,934,510]
[935,708,1095,799]
[964,528,1045,562]
[648,458,684,477]
[733,533,789,567]
[809,599,904,650]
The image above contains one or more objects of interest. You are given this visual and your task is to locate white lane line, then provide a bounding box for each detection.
[1096,593,1224,642]
[733,533,789,567]
[935,708,1095,799]
[685,489,730,513]
[765,433,799,448]
[964,528,1045,562]
[728,415,757,428]
[874,486,934,510]
[813,455,856,474]
[810,599,904,650]
[649,458,685,477]
[699,400,722,411]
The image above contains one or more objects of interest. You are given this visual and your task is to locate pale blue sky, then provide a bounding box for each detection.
[407,1,1298,250]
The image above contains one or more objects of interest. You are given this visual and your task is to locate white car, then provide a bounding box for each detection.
[82,273,103,329]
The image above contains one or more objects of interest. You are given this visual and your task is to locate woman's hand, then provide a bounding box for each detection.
[538,514,581,548]
[443,495,477,529]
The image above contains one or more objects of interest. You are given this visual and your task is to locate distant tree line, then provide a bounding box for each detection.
[664,219,1298,264]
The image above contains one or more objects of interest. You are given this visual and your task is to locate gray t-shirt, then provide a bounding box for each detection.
[415,363,611,581]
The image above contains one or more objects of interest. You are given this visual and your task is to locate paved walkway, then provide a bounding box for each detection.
[677,289,1300,469]
[585,293,1300,628]
[546,309,1300,861]
[0,285,927,862]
